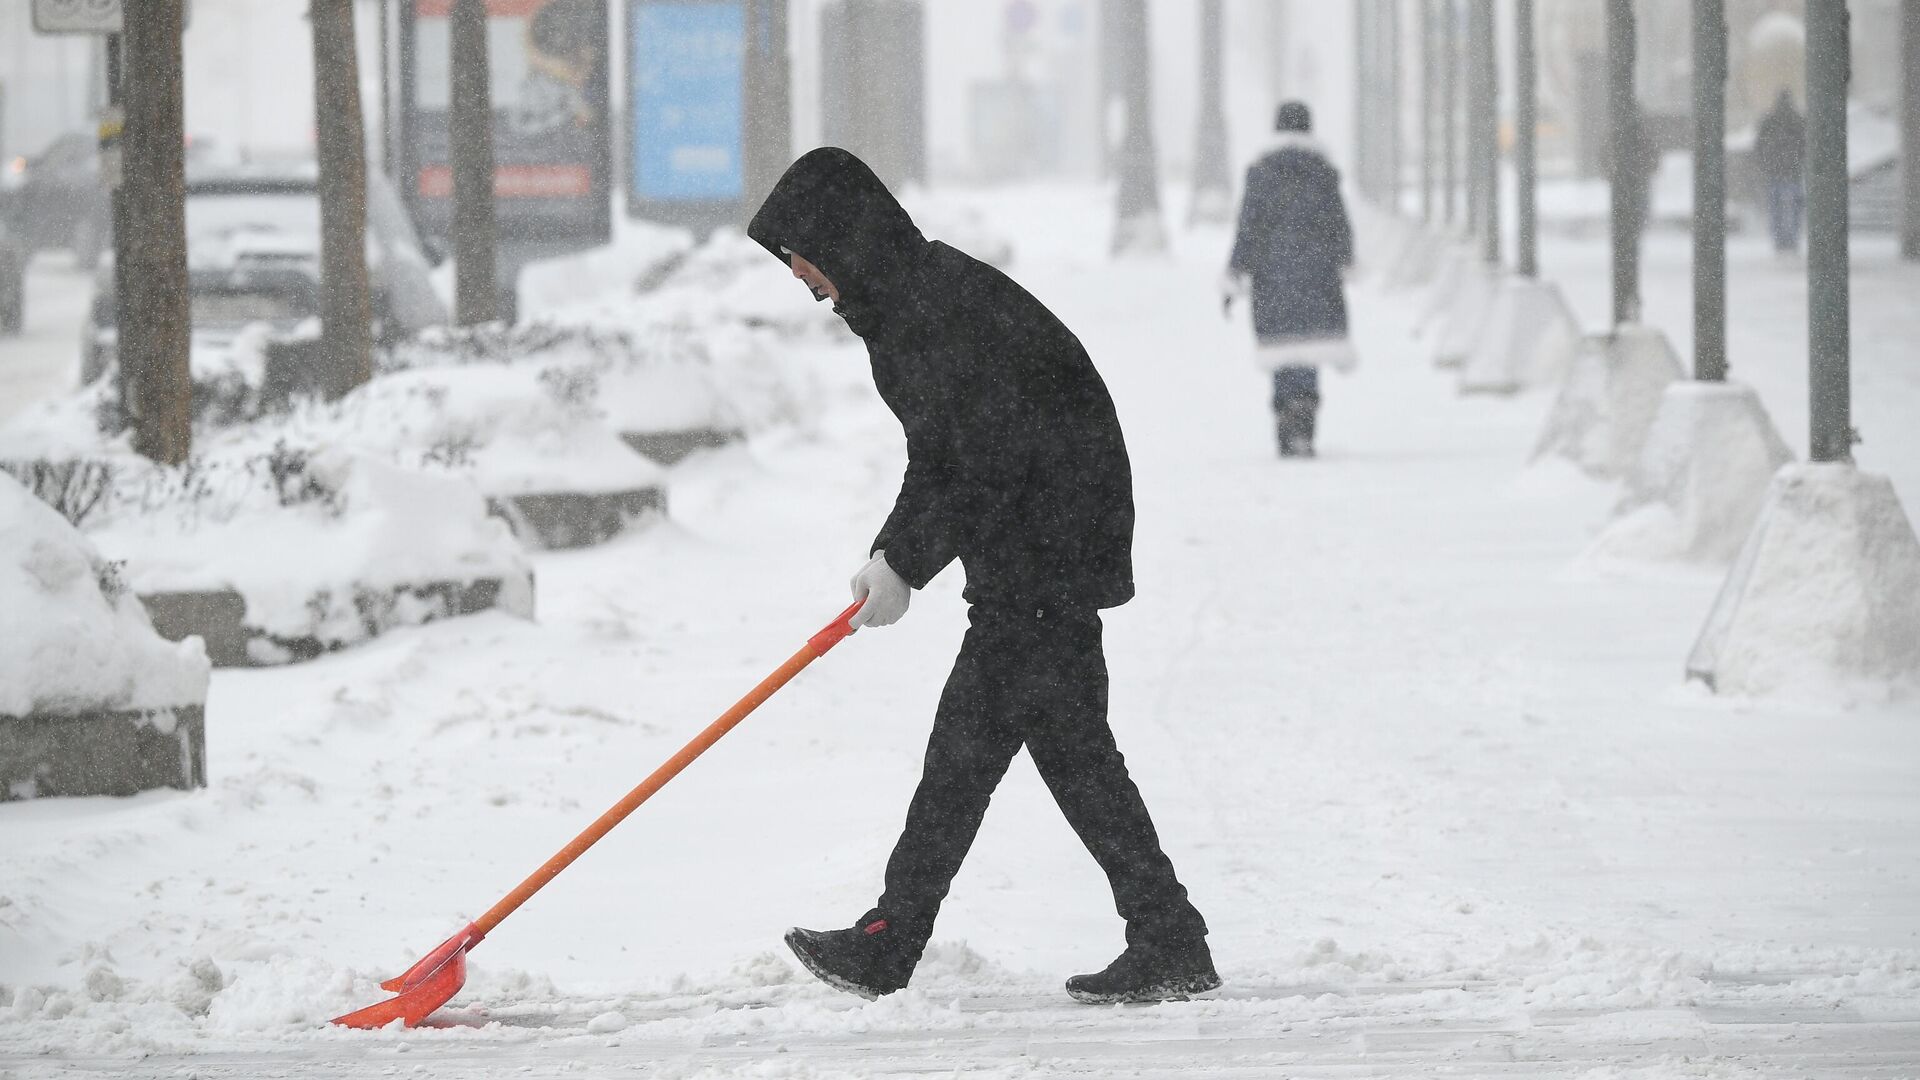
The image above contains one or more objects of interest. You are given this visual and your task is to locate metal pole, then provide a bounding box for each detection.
[1692,0,1729,382]
[1606,0,1638,326]
[1442,0,1458,225]
[1470,0,1498,264]
[1901,0,1919,261]
[1356,0,1374,202]
[1464,0,1482,234]
[1386,0,1402,213]
[1807,1,1853,463]
[1422,0,1437,223]
[1516,0,1537,277]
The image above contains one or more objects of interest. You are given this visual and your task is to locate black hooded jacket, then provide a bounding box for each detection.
[747,148,1135,610]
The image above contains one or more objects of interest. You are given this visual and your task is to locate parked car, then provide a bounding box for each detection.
[0,215,24,336]
[6,133,110,266]
[81,164,448,386]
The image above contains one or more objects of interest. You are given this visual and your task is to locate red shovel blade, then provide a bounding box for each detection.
[330,923,483,1029]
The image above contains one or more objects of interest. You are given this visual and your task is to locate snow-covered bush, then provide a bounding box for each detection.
[0,471,209,718]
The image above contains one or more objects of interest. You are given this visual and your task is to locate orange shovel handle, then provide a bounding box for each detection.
[472,599,864,937]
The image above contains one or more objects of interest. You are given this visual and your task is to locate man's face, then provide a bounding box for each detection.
[784,249,840,303]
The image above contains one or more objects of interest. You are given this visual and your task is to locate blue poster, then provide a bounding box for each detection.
[630,2,744,202]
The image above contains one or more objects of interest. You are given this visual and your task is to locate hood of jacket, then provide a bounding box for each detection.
[747,147,927,320]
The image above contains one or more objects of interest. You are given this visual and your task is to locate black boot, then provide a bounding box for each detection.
[1065,939,1221,1004]
[1275,398,1316,458]
[784,909,922,1000]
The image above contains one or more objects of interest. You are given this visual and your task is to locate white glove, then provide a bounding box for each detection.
[848,551,910,629]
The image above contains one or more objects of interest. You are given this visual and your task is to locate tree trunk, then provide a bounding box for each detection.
[450,0,499,325]
[1189,0,1231,225]
[1109,0,1165,255]
[311,0,374,394]
[121,0,191,465]
[742,0,792,216]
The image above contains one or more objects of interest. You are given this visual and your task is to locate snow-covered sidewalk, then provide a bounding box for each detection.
[3,186,1917,1078]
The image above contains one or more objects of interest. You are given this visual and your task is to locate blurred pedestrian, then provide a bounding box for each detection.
[1223,101,1355,458]
[1754,89,1807,254]
[748,148,1217,1006]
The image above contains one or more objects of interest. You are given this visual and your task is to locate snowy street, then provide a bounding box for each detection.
[4,185,1918,1077]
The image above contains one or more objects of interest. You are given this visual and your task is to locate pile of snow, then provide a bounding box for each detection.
[1458,277,1582,394]
[0,471,208,718]
[1533,325,1684,479]
[1,441,533,656]
[386,321,783,437]
[1687,463,1920,697]
[1590,381,1794,564]
[515,217,697,320]
[94,449,531,642]
[277,357,668,497]
[404,232,853,438]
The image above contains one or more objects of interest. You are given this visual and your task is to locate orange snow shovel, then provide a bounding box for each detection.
[330,599,866,1029]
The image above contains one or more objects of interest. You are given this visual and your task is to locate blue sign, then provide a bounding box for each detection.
[630,1,744,202]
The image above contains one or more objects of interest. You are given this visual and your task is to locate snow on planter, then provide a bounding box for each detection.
[1,471,210,800]
[241,354,671,551]
[1687,463,1920,698]
[83,449,536,666]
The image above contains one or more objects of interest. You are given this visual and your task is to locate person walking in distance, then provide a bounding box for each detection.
[1754,89,1808,254]
[1223,101,1356,458]
[747,147,1217,1006]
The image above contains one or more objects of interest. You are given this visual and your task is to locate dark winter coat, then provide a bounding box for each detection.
[1754,100,1806,181]
[1227,136,1354,344]
[747,148,1136,610]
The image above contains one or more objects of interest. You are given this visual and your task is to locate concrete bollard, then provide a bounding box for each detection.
[1589,381,1793,563]
[1431,260,1502,369]
[1457,277,1582,395]
[1687,463,1920,696]
[1531,324,1684,479]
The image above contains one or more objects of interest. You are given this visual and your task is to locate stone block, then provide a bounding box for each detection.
[1,705,206,801]
[138,574,532,668]
[620,428,743,466]
[487,488,666,551]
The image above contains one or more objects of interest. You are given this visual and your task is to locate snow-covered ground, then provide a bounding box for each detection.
[2,186,1918,1078]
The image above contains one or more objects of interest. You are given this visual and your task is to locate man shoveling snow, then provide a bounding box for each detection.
[747,147,1217,1005]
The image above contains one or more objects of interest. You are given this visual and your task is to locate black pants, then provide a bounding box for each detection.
[878,603,1208,950]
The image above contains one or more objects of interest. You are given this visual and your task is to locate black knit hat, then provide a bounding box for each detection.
[1275,101,1312,133]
